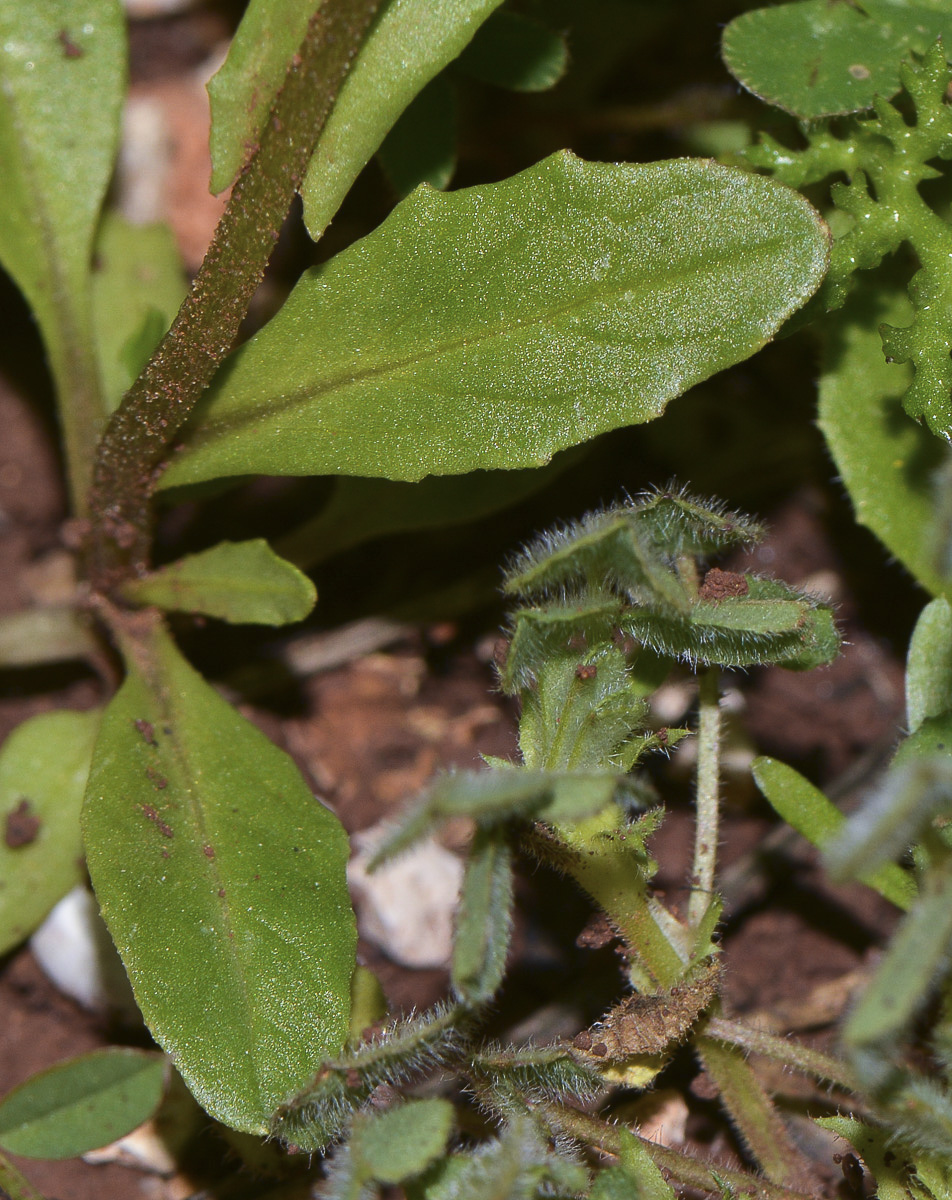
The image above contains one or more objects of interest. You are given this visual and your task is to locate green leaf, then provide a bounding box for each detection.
[818,285,947,596]
[120,540,316,626]
[82,620,356,1133]
[0,0,125,494]
[752,756,915,910]
[0,1151,47,1200]
[456,11,569,92]
[91,213,187,413]
[0,710,101,955]
[353,1099,454,1184]
[300,0,506,238]
[721,0,952,120]
[815,1118,922,1200]
[605,1126,676,1200]
[377,74,457,198]
[0,1049,166,1160]
[907,599,952,733]
[451,830,513,1004]
[162,153,829,490]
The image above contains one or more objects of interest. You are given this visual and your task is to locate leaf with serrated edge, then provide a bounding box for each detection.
[0,1,124,446]
[0,1049,165,1160]
[83,619,355,1133]
[121,540,316,626]
[0,710,101,955]
[162,153,828,490]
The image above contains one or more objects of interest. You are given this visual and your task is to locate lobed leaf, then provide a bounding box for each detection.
[722,0,952,120]
[161,153,829,490]
[121,539,316,626]
[0,710,101,955]
[0,1049,166,1160]
[907,599,952,733]
[83,620,355,1133]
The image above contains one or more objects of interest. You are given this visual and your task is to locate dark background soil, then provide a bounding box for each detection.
[0,4,932,1198]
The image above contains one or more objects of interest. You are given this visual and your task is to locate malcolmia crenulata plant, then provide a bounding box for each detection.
[2,0,952,1196]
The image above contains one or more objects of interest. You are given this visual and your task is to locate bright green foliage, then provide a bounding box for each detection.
[120,539,316,626]
[818,287,946,596]
[0,0,125,501]
[0,1049,165,1160]
[0,709,101,954]
[162,154,828,489]
[91,214,186,413]
[908,599,952,731]
[82,621,356,1134]
[591,1127,675,1200]
[451,830,514,1004]
[746,44,952,440]
[723,0,952,119]
[350,1099,454,1184]
[752,756,915,909]
[376,75,457,198]
[816,1117,936,1200]
[456,11,568,93]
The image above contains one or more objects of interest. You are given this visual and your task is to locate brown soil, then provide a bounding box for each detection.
[0,8,922,1200]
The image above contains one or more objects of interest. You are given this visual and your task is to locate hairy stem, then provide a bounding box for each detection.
[689,668,721,926]
[706,1016,858,1093]
[85,0,382,593]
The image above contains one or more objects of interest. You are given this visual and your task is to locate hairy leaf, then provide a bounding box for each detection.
[91,213,186,413]
[0,0,125,492]
[451,830,513,1004]
[907,599,952,733]
[722,0,952,120]
[121,539,316,626]
[0,1050,165,1160]
[162,153,829,490]
[818,286,946,594]
[353,1099,454,1184]
[83,620,355,1133]
[752,756,915,910]
[0,710,101,955]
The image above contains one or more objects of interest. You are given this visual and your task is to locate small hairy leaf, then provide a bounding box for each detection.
[467,1044,605,1110]
[299,0,505,237]
[0,0,124,435]
[456,11,569,92]
[722,0,952,119]
[604,1127,676,1200]
[121,540,316,626]
[91,213,186,413]
[819,287,946,594]
[0,1049,165,1160]
[451,830,513,1004]
[83,620,355,1133]
[907,599,952,733]
[752,756,915,910]
[162,153,828,490]
[353,1099,454,1184]
[0,710,101,955]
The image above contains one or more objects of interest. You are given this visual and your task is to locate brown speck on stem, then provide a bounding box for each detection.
[5,799,41,848]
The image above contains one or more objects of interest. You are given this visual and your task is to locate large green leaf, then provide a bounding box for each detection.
[818,284,946,597]
[0,1,125,496]
[121,539,316,626]
[0,710,101,955]
[83,621,356,1133]
[0,1049,165,1160]
[162,153,828,489]
[722,0,952,120]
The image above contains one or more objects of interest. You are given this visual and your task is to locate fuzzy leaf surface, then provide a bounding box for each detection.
[451,830,513,1004]
[353,1099,454,1184]
[91,213,186,413]
[121,540,316,626]
[0,0,124,428]
[752,756,915,909]
[818,287,946,596]
[163,153,829,489]
[83,621,355,1133]
[907,599,952,733]
[0,1049,165,1159]
[0,710,101,954]
[722,0,952,119]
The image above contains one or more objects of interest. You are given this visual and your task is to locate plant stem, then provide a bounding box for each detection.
[688,667,721,927]
[705,1015,858,1093]
[84,0,382,594]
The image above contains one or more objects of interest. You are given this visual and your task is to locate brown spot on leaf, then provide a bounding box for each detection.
[57,29,83,58]
[134,719,158,746]
[575,663,598,681]
[203,845,215,859]
[5,799,40,847]
[699,568,748,602]
[141,804,173,838]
